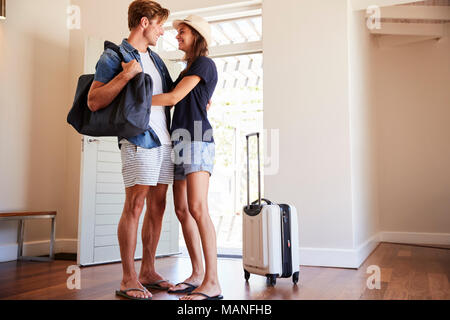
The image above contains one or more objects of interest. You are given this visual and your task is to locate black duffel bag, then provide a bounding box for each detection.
[67,41,153,138]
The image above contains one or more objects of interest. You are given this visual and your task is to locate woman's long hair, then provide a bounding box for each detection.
[181,23,209,76]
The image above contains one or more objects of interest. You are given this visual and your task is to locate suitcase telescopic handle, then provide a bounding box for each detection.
[252,198,272,205]
[246,133,261,208]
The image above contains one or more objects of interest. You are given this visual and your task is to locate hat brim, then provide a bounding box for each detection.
[172,19,211,46]
[172,19,184,30]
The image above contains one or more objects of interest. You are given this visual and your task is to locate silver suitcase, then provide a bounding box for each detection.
[242,133,300,286]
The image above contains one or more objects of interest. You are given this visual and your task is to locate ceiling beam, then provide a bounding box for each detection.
[215,23,234,44]
[377,35,440,48]
[247,18,261,38]
[351,0,423,11]
[380,6,450,20]
[209,41,263,58]
[370,22,445,37]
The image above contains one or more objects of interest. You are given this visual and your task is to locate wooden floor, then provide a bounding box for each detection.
[0,242,448,300]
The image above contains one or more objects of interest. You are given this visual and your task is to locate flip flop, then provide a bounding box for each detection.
[181,292,224,300]
[115,288,152,300]
[168,282,198,294]
[142,279,172,291]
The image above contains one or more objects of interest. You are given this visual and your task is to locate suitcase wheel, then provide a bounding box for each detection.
[244,269,250,281]
[293,271,299,285]
[266,274,277,286]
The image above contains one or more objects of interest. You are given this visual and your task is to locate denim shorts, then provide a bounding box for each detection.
[173,141,215,180]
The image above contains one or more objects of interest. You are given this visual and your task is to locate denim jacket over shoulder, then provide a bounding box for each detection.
[94,39,174,149]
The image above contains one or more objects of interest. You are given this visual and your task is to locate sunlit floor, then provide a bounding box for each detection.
[0,242,448,300]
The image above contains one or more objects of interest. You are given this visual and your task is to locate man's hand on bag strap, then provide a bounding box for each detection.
[88,60,142,112]
[121,60,142,82]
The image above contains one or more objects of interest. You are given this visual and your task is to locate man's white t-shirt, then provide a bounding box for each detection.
[138,51,171,145]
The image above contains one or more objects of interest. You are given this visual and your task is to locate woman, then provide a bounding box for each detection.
[151,15,221,300]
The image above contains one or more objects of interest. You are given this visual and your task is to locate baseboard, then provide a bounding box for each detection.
[3,232,448,266]
[299,233,381,269]
[0,239,78,263]
[299,231,450,269]
[0,244,18,263]
[299,246,360,269]
[380,231,450,246]
[355,233,382,267]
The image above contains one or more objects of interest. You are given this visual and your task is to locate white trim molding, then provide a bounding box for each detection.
[0,243,17,263]
[0,238,78,263]
[3,232,448,266]
[299,234,381,269]
[380,231,450,246]
[298,231,450,269]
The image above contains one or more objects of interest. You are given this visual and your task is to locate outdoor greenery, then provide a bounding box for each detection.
[207,85,264,251]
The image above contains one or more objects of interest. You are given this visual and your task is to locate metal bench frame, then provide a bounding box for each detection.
[0,212,56,261]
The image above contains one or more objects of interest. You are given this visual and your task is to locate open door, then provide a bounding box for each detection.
[77,37,180,266]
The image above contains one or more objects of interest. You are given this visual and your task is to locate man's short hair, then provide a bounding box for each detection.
[128,0,170,30]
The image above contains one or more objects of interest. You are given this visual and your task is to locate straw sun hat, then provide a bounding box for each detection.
[172,15,212,46]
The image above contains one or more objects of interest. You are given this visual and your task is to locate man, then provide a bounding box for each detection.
[88,0,174,300]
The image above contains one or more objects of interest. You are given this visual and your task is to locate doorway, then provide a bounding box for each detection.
[159,10,263,256]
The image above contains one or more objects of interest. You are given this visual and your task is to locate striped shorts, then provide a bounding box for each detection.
[120,142,174,188]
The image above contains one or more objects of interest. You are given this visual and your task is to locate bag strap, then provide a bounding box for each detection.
[104,41,125,62]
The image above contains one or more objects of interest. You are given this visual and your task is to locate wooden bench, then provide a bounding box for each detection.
[0,211,56,261]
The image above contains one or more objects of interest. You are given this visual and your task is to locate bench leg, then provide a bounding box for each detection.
[17,220,24,259]
[16,217,56,262]
[49,217,55,260]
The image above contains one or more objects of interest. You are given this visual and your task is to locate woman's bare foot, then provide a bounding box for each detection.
[169,273,204,292]
[179,280,221,300]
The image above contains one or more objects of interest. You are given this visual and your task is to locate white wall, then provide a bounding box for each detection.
[348,9,380,249]
[374,35,450,238]
[263,0,361,266]
[0,0,71,261]
[264,0,449,267]
[263,0,379,267]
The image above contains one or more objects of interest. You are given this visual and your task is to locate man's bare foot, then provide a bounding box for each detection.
[139,271,173,290]
[169,273,204,293]
[119,279,151,299]
[179,280,221,300]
